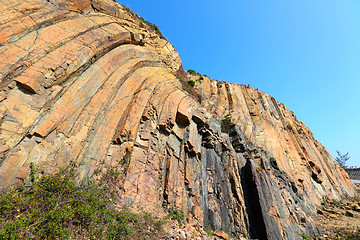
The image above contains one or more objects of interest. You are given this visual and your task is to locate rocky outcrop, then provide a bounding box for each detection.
[0,0,354,239]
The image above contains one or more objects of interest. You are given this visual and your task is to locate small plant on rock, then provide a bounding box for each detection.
[163,204,184,225]
[221,114,233,133]
[120,149,132,174]
[298,232,310,240]
[188,79,195,87]
[176,74,201,102]
[204,225,214,236]
[29,162,36,183]
[168,208,184,224]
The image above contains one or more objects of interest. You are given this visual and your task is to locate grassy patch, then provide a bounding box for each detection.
[333,227,360,239]
[163,205,184,225]
[204,225,214,236]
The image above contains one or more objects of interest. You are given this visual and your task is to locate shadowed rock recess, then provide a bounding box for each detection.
[0,0,355,239]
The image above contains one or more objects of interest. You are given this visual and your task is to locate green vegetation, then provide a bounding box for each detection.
[151,24,165,39]
[120,149,132,174]
[321,197,326,206]
[0,163,165,239]
[187,69,197,75]
[121,4,166,39]
[321,197,343,209]
[298,232,310,240]
[221,114,233,133]
[177,75,201,102]
[141,19,165,39]
[203,225,214,236]
[29,162,36,183]
[186,70,205,81]
[333,227,360,240]
[182,87,191,92]
[188,79,195,87]
[163,205,184,225]
[298,228,360,240]
[331,199,344,208]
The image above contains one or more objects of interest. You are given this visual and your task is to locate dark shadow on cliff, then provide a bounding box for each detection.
[241,160,268,240]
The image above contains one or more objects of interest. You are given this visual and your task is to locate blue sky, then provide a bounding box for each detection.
[119,0,360,167]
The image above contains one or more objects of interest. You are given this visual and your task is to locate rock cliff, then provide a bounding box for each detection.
[0,0,355,239]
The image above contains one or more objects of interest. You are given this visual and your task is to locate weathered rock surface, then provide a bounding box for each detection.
[0,0,355,239]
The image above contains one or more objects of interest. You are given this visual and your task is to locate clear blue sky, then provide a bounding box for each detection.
[119,0,360,167]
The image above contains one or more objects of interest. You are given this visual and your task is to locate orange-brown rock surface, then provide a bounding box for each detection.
[0,0,355,239]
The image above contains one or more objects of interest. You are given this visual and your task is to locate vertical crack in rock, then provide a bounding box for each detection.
[241,160,268,240]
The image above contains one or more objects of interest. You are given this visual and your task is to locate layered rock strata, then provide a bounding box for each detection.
[0,0,354,239]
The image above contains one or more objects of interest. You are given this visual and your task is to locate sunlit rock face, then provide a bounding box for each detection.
[0,0,354,239]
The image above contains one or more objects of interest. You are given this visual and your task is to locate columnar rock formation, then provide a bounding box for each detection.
[0,0,354,239]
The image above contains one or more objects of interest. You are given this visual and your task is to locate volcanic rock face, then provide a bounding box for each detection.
[0,0,354,239]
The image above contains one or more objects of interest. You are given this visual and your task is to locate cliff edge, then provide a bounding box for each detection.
[0,0,354,239]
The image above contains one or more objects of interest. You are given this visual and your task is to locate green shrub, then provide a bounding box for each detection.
[187,70,196,75]
[188,79,195,87]
[167,208,184,225]
[221,114,233,133]
[0,164,165,239]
